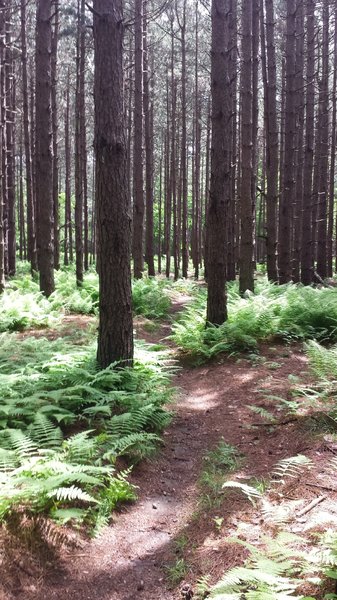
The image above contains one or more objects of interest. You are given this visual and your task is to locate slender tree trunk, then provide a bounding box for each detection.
[21,0,37,272]
[80,0,88,273]
[279,0,296,283]
[93,0,133,367]
[5,4,15,276]
[227,0,237,282]
[178,0,188,278]
[206,0,229,325]
[51,0,60,269]
[292,0,304,283]
[262,0,278,281]
[239,0,254,294]
[329,4,337,277]
[316,3,329,280]
[64,70,72,266]
[0,1,5,293]
[35,0,54,296]
[301,0,315,284]
[133,0,144,279]
[143,0,155,276]
[158,155,162,274]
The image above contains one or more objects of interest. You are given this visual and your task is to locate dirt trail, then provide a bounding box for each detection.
[4,304,322,600]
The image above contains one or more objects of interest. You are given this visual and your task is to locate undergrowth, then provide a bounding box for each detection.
[0,265,175,332]
[0,333,175,531]
[208,454,337,599]
[171,279,337,361]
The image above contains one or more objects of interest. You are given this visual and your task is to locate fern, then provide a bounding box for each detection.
[210,534,309,600]
[271,455,313,484]
[222,481,263,506]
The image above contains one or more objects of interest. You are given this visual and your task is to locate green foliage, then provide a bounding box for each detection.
[132,277,171,319]
[165,557,189,586]
[209,532,310,599]
[199,440,243,505]
[0,333,174,529]
[171,280,337,360]
[210,529,337,600]
[0,265,176,332]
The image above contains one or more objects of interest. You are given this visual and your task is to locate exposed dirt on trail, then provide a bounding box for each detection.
[2,304,336,600]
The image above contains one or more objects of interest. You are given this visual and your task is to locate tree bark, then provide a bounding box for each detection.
[239,0,254,294]
[35,0,55,297]
[301,0,315,284]
[93,0,133,368]
[206,0,229,325]
[278,0,296,283]
[133,0,145,279]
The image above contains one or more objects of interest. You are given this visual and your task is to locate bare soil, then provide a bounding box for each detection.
[1,302,337,600]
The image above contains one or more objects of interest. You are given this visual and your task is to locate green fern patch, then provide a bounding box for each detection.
[0,333,174,529]
[171,280,337,360]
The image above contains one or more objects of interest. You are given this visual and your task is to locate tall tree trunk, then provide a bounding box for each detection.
[64,70,72,266]
[206,0,229,325]
[301,0,315,284]
[133,0,144,279]
[51,0,60,269]
[292,0,304,283]
[35,0,54,296]
[80,0,88,273]
[5,3,15,276]
[143,0,155,276]
[227,0,237,282]
[178,0,188,278]
[93,0,133,367]
[75,0,84,285]
[239,0,254,294]
[278,0,296,283]
[316,3,329,280]
[329,3,337,276]
[0,0,5,293]
[21,0,37,272]
[262,0,278,281]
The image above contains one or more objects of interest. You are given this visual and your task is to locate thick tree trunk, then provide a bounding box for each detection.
[206,0,229,325]
[35,0,54,297]
[93,0,133,368]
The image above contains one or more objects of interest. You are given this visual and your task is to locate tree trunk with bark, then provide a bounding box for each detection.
[239,0,254,294]
[35,0,55,297]
[133,0,144,279]
[206,0,229,325]
[93,0,133,368]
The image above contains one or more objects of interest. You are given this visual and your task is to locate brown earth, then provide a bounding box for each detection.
[1,302,337,600]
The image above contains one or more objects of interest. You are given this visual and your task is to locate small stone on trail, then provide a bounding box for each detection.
[137,580,145,591]
[152,503,157,509]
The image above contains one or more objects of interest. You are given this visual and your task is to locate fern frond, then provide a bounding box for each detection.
[272,454,313,484]
[222,481,262,505]
[47,485,99,503]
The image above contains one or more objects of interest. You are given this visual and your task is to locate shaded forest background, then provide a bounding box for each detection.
[0,0,336,297]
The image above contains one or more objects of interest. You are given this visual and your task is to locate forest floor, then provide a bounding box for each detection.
[2,295,337,600]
